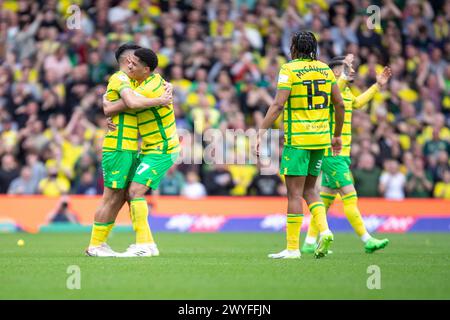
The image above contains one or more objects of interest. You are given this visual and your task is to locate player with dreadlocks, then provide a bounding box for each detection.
[256,31,345,259]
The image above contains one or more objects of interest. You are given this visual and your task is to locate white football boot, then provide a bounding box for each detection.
[117,243,159,257]
[85,243,118,257]
[268,249,301,259]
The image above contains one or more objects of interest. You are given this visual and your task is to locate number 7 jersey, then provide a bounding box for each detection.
[277,58,336,150]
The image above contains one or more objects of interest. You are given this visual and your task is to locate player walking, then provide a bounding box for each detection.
[257,31,345,259]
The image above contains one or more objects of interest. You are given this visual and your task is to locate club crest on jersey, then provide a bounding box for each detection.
[278,74,289,83]
[118,74,129,82]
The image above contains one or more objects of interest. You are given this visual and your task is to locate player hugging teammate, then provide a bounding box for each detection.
[86,44,178,257]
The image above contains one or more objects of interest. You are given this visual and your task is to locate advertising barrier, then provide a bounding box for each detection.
[0,196,449,233]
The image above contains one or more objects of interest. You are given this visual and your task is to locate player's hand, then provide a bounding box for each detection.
[160,82,173,108]
[376,67,392,87]
[102,94,111,108]
[343,54,354,77]
[107,117,116,131]
[331,136,342,156]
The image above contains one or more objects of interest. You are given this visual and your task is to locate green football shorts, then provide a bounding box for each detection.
[279,146,325,176]
[131,153,179,190]
[321,155,353,189]
[102,151,139,189]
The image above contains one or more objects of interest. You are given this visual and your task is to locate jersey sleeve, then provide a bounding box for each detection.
[116,73,132,93]
[353,83,379,109]
[107,72,132,96]
[277,65,292,90]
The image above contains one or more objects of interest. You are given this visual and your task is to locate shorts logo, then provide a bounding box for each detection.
[315,160,322,170]
[112,171,120,175]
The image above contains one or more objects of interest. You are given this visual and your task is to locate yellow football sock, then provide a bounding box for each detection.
[89,221,114,247]
[342,192,367,238]
[308,202,330,234]
[286,213,304,250]
[130,198,155,244]
[306,192,337,241]
[321,192,337,211]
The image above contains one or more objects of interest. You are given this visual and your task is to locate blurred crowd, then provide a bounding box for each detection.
[0,0,449,199]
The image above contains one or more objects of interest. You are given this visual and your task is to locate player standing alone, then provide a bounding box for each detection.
[257,31,345,259]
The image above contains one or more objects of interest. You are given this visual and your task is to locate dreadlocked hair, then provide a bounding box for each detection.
[290,31,318,60]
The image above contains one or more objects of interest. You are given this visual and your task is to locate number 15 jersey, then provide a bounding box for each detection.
[277,58,336,150]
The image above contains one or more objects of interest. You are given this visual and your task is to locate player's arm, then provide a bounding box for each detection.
[259,89,290,130]
[102,83,172,116]
[256,65,291,157]
[120,82,173,109]
[102,97,128,117]
[256,89,290,156]
[354,67,391,109]
[331,83,345,156]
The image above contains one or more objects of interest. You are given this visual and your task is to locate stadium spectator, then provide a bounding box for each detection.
[7,166,36,195]
[423,127,450,160]
[433,169,450,199]
[0,0,448,198]
[228,164,257,196]
[47,196,79,224]
[247,166,284,196]
[181,170,207,199]
[405,158,434,198]
[38,165,70,197]
[25,152,46,187]
[430,150,450,182]
[353,152,381,197]
[203,164,235,195]
[108,0,134,25]
[73,171,98,196]
[159,165,185,196]
[379,159,406,200]
[0,154,20,193]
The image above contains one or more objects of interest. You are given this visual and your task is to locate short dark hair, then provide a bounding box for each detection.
[328,56,346,69]
[115,43,141,63]
[290,31,318,60]
[133,48,158,71]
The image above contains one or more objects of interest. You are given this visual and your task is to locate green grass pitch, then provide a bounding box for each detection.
[1,232,450,299]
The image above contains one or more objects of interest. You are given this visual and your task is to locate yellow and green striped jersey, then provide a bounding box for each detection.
[102,70,139,152]
[326,80,380,157]
[135,73,180,154]
[328,87,354,157]
[277,58,336,149]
